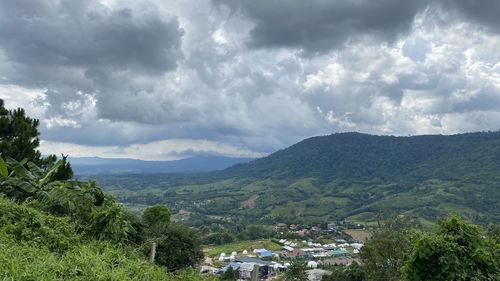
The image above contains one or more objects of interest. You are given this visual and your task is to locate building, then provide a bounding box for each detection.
[331,249,350,257]
[275,223,288,232]
[281,248,307,259]
[255,248,273,259]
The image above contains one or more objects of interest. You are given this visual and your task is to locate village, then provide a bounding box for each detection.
[200,222,371,280]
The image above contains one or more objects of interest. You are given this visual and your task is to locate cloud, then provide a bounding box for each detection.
[40,139,265,161]
[443,0,500,32]
[0,0,184,123]
[1,0,500,160]
[302,9,500,135]
[213,0,431,54]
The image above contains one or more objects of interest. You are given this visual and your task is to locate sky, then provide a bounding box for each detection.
[1,0,500,160]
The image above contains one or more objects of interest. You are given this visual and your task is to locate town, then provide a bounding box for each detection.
[200,222,371,280]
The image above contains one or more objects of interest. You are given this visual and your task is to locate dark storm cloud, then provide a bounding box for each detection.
[1,0,500,158]
[443,0,500,32]
[0,0,184,124]
[0,0,183,75]
[213,0,431,54]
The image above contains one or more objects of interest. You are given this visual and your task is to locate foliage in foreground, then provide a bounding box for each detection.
[0,99,73,179]
[0,158,205,279]
[0,196,213,280]
[403,216,500,280]
[319,216,499,281]
[0,100,207,279]
[357,216,500,281]
[283,260,308,281]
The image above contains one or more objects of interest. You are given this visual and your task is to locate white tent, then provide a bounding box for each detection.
[307,261,318,269]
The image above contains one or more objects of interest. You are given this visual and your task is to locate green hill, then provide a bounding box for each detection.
[225,132,500,182]
[98,132,500,225]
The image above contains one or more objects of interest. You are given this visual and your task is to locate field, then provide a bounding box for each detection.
[203,239,282,257]
[343,229,373,242]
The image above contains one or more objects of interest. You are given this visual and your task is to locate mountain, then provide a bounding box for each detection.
[225,131,500,182]
[70,155,255,175]
[96,131,500,225]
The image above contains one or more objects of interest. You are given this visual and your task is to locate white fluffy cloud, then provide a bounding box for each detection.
[1,0,500,159]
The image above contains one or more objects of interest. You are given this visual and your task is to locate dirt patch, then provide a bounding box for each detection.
[240,194,259,209]
[344,229,373,242]
[178,209,193,216]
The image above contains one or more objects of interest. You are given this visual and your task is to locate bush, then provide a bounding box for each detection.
[144,224,203,272]
[0,196,79,252]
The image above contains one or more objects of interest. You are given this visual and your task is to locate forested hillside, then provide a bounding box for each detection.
[225,132,500,182]
[101,132,500,226]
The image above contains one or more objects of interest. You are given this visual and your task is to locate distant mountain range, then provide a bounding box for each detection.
[70,155,255,175]
[96,131,500,225]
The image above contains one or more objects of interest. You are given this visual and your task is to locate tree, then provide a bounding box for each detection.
[46,154,74,181]
[402,216,500,281]
[0,99,73,180]
[142,204,171,236]
[359,217,413,281]
[220,266,240,281]
[0,100,41,162]
[202,231,235,245]
[146,224,203,271]
[322,262,367,281]
[0,157,131,243]
[238,224,274,240]
[284,261,308,281]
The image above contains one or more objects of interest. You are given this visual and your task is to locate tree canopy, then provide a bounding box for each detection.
[403,216,500,280]
[0,99,41,163]
[0,99,73,180]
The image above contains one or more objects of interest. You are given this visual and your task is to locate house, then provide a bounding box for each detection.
[255,248,273,258]
[327,223,338,231]
[310,226,321,232]
[234,257,271,279]
[282,248,307,259]
[320,257,358,266]
[275,223,288,232]
[331,249,350,257]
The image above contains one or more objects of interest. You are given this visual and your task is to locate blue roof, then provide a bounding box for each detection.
[258,250,272,257]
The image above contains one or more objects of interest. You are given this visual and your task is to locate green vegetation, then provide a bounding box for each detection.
[322,262,367,281]
[403,216,499,280]
[283,260,308,281]
[0,100,210,280]
[204,239,281,257]
[319,216,500,281]
[0,195,214,280]
[0,99,73,180]
[0,158,211,279]
[96,131,500,226]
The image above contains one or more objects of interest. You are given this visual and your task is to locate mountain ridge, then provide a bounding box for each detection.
[70,155,255,175]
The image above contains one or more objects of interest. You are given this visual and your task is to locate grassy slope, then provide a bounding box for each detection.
[0,197,214,281]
